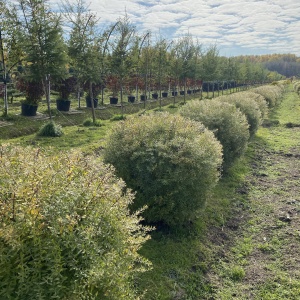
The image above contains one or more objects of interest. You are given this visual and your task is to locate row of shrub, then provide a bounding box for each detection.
[103,83,285,227]
[0,83,285,299]
[294,81,300,94]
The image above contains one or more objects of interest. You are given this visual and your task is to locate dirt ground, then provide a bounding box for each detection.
[205,123,300,299]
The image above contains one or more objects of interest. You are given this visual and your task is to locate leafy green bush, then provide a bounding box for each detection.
[294,81,300,94]
[217,94,262,136]
[103,113,223,227]
[110,114,126,121]
[0,146,150,300]
[179,99,250,169]
[239,91,269,119]
[37,121,63,137]
[252,85,283,108]
[83,117,102,127]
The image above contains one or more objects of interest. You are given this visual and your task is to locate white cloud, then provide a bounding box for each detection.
[51,0,300,56]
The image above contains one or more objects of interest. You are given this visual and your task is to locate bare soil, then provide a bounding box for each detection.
[205,125,300,299]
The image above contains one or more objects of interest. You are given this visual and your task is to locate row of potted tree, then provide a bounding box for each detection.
[0,0,284,119]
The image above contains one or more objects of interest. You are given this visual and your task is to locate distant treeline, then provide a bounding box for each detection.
[235,54,300,78]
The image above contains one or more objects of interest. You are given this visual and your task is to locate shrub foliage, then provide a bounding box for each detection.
[179,99,250,169]
[217,94,262,136]
[103,113,223,227]
[252,85,283,108]
[37,121,63,137]
[0,145,150,300]
[239,91,268,119]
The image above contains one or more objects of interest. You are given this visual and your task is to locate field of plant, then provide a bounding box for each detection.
[2,80,298,299]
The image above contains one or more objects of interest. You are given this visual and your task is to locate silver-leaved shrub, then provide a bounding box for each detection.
[103,112,223,227]
[180,99,250,170]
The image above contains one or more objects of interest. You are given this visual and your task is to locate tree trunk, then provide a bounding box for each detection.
[44,75,52,120]
[0,29,8,116]
[89,81,96,124]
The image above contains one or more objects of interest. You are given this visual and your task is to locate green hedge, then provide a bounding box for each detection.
[103,113,223,227]
[179,99,250,170]
[0,146,150,300]
[217,94,262,136]
[293,81,300,94]
[252,85,283,108]
[239,91,269,119]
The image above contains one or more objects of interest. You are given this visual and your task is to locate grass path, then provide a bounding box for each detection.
[205,86,300,299]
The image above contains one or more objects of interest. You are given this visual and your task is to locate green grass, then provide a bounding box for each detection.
[206,85,300,300]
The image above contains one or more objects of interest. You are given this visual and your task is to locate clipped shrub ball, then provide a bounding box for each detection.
[0,146,150,300]
[37,121,63,137]
[239,91,269,119]
[217,94,262,136]
[252,85,283,108]
[294,81,300,94]
[179,99,250,169]
[103,113,223,227]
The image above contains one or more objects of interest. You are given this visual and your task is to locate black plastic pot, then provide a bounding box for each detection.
[180,91,185,95]
[128,95,135,103]
[56,99,71,111]
[187,90,192,94]
[172,91,178,96]
[152,93,158,99]
[86,97,98,108]
[140,95,147,101]
[162,92,168,98]
[110,97,118,104]
[21,103,38,116]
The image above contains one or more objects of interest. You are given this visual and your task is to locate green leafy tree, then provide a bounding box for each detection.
[0,1,23,116]
[63,0,103,122]
[107,15,136,113]
[174,35,195,102]
[201,44,219,81]
[17,0,68,117]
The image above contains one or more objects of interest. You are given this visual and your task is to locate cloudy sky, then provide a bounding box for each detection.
[54,0,300,57]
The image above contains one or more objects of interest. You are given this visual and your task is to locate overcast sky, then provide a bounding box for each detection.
[53,0,300,57]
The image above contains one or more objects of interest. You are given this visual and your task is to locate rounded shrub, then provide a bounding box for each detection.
[294,81,300,94]
[0,145,150,300]
[83,117,102,127]
[179,99,250,170]
[218,94,262,136]
[239,91,268,119]
[252,85,283,108]
[37,121,63,137]
[103,113,223,227]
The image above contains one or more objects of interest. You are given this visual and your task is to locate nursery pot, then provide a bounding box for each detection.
[86,97,98,108]
[140,95,147,101]
[172,91,178,96]
[152,93,158,99]
[162,92,168,98]
[21,103,38,116]
[179,91,185,95]
[110,97,118,104]
[56,99,71,111]
[128,95,135,103]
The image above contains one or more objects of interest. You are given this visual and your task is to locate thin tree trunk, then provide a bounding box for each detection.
[44,75,52,120]
[0,29,8,116]
[184,78,186,104]
[89,81,96,124]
